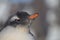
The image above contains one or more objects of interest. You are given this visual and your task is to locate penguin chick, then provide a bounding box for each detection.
[0,11,35,40]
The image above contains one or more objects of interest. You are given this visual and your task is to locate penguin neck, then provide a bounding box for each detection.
[16,25,29,34]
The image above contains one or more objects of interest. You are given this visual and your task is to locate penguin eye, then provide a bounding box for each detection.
[8,15,21,25]
[10,16,20,22]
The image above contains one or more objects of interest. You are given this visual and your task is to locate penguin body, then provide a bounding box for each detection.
[0,11,35,40]
[0,26,34,40]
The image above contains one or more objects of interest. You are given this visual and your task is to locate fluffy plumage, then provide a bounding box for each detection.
[0,11,35,40]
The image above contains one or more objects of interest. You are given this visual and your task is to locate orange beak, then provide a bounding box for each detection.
[28,13,39,20]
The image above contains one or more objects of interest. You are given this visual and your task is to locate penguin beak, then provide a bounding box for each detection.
[28,13,39,20]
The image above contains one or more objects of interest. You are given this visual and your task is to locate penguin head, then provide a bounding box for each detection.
[8,11,39,27]
[8,11,31,26]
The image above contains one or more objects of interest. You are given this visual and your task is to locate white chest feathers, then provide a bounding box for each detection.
[0,26,34,40]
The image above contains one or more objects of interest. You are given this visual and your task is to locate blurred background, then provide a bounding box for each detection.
[0,0,60,40]
[0,0,48,40]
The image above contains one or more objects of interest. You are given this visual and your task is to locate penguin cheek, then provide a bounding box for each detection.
[22,19,30,25]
